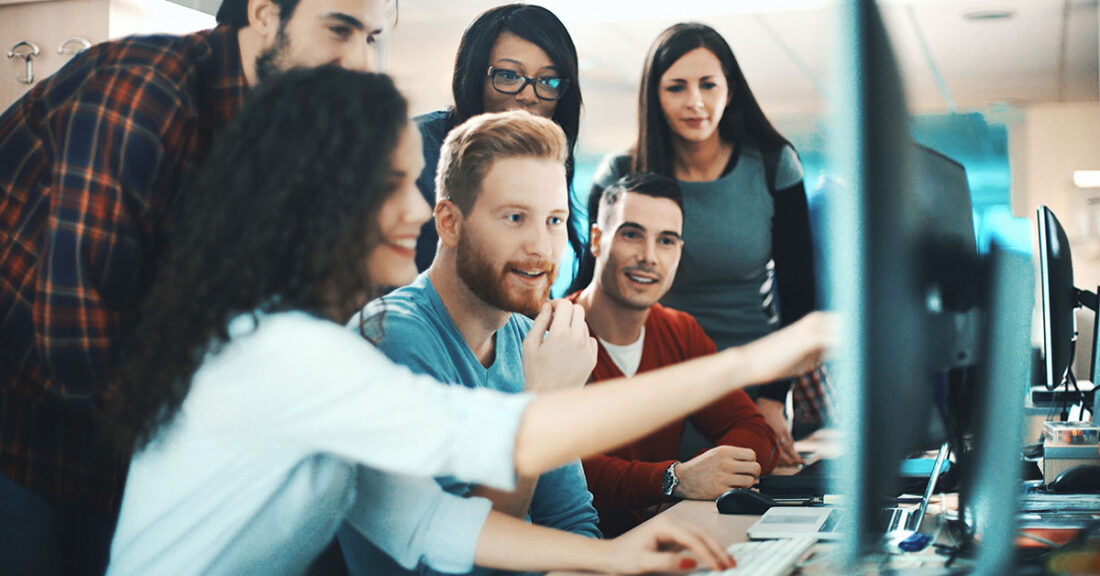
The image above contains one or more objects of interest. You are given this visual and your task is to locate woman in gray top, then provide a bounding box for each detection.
[572,23,817,466]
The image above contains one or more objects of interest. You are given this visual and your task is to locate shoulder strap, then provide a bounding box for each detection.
[612,153,633,179]
[762,145,782,197]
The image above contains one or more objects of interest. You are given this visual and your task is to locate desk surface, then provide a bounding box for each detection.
[546,431,838,576]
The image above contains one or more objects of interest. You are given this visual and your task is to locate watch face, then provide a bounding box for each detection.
[662,465,678,496]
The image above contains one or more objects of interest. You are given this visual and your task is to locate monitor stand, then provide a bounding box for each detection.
[1028,382,1096,410]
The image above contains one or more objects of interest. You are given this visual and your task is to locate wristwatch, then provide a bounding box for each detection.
[661,461,680,498]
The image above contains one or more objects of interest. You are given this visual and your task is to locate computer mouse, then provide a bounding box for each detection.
[1047,464,1100,494]
[716,488,777,515]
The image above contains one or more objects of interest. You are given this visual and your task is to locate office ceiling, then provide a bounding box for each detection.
[169,0,1099,154]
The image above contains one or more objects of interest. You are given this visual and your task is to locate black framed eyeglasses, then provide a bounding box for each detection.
[487,67,571,101]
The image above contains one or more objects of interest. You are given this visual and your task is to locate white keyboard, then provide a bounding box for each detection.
[696,537,817,576]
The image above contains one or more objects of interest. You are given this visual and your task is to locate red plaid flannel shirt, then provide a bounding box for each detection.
[792,367,834,426]
[0,26,246,511]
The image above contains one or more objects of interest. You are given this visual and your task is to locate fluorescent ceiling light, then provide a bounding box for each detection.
[1074,171,1100,189]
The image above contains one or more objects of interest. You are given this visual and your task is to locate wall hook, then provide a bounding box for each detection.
[7,41,40,85]
[58,37,91,56]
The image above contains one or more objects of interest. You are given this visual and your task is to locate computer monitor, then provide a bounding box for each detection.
[825,0,935,562]
[1035,206,1098,416]
[1037,206,1076,391]
[824,1,1032,573]
[915,145,982,374]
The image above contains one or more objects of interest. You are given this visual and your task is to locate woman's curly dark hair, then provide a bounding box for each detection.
[109,67,408,451]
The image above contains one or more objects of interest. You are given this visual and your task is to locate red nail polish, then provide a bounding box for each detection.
[727,554,737,567]
[678,558,697,570]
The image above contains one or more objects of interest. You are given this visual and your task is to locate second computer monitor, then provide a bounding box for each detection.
[1037,205,1076,390]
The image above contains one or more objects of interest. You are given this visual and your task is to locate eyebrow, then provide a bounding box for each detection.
[663,75,716,83]
[494,203,533,213]
[325,12,384,37]
[618,221,682,239]
[493,203,568,214]
[495,58,560,72]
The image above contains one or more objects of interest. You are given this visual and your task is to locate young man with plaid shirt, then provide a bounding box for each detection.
[0,0,388,571]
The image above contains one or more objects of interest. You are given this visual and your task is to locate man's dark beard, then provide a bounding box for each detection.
[456,232,554,317]
[254,23,291,83]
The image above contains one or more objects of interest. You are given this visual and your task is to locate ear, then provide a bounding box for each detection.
[589,224,602,257]
[248,0,281,40]
[435,199,463,248]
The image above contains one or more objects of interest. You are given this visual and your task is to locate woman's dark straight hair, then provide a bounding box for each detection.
[635,22,790,175]
[447,4,585,279]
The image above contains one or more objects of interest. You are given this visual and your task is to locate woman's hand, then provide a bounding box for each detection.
[603,514,735,573]
[475,511,734,573]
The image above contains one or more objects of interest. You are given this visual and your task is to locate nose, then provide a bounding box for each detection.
[524,221,553,259]
[688,86,703,110]
[341,40,371,72]
[515,81,538,105]
[640,238,658,266]
[405,187,432,227]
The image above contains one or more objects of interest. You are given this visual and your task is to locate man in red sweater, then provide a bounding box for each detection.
[569,172,779,537]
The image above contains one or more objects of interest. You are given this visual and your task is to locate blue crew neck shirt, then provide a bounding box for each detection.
[340,272,600,575]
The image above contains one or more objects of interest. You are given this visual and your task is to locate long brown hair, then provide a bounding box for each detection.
[635,22,790,175]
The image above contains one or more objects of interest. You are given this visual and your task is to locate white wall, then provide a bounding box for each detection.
[1011,103,1100,283]
[1008,102,1100,371]
[1,0,213,112]
[110,0,215,39]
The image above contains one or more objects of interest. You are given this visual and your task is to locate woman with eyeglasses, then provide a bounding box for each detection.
[571,23,819,466]
[412,3,584,276]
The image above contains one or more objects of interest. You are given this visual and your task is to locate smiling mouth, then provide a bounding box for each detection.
[385,238,417,256]
[512,268,547,280]
[625,272,659,285]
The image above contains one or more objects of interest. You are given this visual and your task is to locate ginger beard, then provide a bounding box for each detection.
[456,229,556,317]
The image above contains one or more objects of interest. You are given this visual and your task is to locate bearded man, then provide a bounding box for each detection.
[340,110,601,575]
[0,1,388,571]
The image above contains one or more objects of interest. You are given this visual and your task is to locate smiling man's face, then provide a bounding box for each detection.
[454,156,568,316]
[591,191,684,311]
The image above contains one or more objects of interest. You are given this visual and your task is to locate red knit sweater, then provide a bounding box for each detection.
[572,300,779,537]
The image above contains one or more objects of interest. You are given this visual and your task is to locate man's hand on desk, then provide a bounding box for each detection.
[756,398,804,467]
[673,446,762,500]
